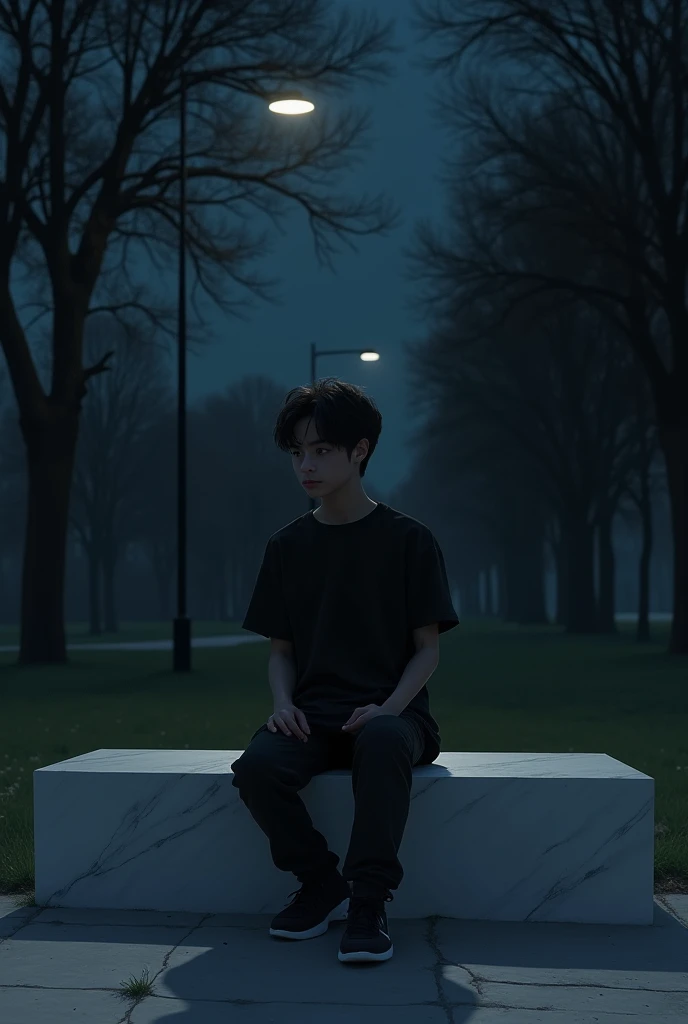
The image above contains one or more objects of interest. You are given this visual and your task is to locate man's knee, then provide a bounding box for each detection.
[356,714,409,750]
[231,740,276,787]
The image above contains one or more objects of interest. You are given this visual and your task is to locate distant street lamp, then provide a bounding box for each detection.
[307,343,381,509]
[173,76,315,672]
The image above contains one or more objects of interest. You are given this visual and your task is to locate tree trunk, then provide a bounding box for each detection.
[487,563,499,617]
[149,540,173,620]
[659,417,688,654]
[500,492,549,625]
[501,546,515,623]
[102,538,118,633]
[519,538,548,624]
[636,465,652,643]
[502,536,548,624]
[219,557,229,621]
[494,558,506,619]
[86,543,102,635]
[230,556,243,620]
[553,537,568,627]
[214,562,222,620]
[226,556,234,619]
[596,508,617,634]
[461,571,482,617]
[564,519,598,633]
[0,553,7,623]
[19,402,80,665]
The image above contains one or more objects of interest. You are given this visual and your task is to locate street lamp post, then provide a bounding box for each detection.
[173,68,190,671]
[172,86,316,672]
[307,343,381,509]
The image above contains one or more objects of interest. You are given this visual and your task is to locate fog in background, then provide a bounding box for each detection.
[0,0,677,641]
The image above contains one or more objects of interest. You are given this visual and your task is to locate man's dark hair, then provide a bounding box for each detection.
[274,377,382,478]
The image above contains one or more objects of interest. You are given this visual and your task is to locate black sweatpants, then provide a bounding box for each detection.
[230,712,426,899]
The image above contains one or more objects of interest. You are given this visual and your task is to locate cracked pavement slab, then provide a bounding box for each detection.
[0,895,687,1023]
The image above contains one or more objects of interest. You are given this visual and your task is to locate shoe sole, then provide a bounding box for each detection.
[269,896,350,940]
[338,945,394,963]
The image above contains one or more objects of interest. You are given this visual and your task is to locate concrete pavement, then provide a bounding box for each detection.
[1,893,687,1023]
[0,614,673,654]
[2,618,683,1018]
[0,634,268,653]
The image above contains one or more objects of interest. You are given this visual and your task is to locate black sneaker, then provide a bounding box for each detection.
[269,872,351,940]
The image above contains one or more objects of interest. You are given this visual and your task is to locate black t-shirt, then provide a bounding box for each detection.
[241,501,459,765]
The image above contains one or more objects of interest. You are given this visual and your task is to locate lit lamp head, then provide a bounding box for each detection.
[360,351,380,363]
[268,91,315,116]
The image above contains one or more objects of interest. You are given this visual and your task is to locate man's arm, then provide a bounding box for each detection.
[381,624,440,716]
[269,638,297,707]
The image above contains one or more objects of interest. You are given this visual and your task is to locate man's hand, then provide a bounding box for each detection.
[268,703,310,742]
[342,704,396,732]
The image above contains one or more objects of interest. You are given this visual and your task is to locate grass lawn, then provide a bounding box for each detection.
[0,621,686,902]
[0,619,246,647]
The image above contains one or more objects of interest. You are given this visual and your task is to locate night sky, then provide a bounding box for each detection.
[8,1,447,498]
[183,0,447,497]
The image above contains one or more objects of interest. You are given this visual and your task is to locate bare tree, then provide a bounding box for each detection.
[127,373,303,623]
[125,409,177,621]
[69,315,174,634]
[404,265,641,633]
[400,351,548,622]
[616,353,665,643]
[188,375,305,619]
[0,361,19,620]
[0,0,399,664]
[398,408,548,623]
[416,0,688,653]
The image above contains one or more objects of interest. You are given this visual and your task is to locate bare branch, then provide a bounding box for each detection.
[412,0,687,409]
[0,0,399,416]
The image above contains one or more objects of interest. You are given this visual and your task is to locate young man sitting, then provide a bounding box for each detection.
[231,377,459,963]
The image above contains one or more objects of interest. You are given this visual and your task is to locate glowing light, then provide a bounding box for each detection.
[269,97,315,116]
[360,351,380,362]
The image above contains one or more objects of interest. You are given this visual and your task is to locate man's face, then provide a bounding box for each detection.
[290,415,368,496]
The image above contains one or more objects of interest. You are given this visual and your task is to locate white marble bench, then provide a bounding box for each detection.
[33,750,655,924]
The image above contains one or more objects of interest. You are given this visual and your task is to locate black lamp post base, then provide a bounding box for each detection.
[173,616,192,671]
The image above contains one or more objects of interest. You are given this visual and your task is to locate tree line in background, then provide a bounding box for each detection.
[0,0,398,664]
[0,0,685,658]
[0,311,672,641]
[410,0,688,654]
[0,318,311,634]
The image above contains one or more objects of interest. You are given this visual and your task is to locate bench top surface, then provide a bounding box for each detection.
[36,750,652,780]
